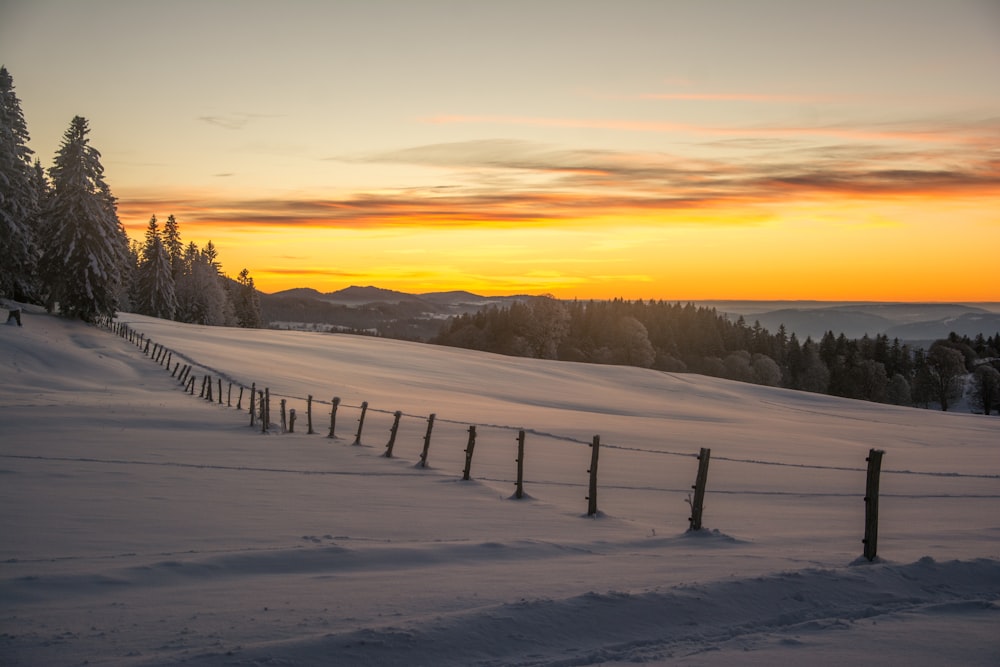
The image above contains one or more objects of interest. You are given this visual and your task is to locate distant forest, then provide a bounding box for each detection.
[433,297,1000,415]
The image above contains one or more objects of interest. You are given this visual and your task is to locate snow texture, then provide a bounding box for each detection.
[1,311,998,665]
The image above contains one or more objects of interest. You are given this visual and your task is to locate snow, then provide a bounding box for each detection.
[1,311,998,666]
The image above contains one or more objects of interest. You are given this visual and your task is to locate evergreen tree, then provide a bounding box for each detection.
[39,116,128,321]
[231,267,262,328]
[135,215,177,319]
[162,214,183,278]
[0,66,41,301]
[175,241,234,325]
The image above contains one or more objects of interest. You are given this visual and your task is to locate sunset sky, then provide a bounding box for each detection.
[2,0,999,300]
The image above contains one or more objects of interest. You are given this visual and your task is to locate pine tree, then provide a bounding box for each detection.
[231,267,262,328]
[175,241,234,325]
[0,66,42,301]
[135,215,177,319]
[162,214,183,278]
[39,116,128,321]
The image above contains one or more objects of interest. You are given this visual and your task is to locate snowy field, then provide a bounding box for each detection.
[1,310,998,666]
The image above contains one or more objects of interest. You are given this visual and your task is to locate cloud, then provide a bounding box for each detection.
[639,92,842,103]
[118,120,1000,233]
[422,114,1000,145]
[197,112,281,130]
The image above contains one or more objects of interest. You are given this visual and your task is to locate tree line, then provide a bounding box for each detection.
[432,297,1000,415]
[0,66,260,327]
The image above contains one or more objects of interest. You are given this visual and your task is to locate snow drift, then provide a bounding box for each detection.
[1,312,998,665]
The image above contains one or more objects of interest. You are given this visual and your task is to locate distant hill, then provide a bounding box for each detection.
[729,303,1000,342]
[259,285,533,340]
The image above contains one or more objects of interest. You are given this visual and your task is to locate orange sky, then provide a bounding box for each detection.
[5,1,1000,300]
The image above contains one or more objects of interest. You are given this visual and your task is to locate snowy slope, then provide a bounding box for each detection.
[1,312,998,666]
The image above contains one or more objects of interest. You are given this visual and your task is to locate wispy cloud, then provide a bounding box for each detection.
[422,114,999,145]
[120,119,1000,233]
[197,112,281,130]
[639,92,841,103]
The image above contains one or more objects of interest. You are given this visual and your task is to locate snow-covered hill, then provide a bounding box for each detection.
[1,312,998,666]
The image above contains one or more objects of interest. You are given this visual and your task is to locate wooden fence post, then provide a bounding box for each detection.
[586,435,600,516]
[352,401,369,446]
[515,429,526,499]
[462,425,477,480]
[418,413,436,468]
[280,399,287,433]
[248,383,256,426]
[237,385,244,411]
[863,449,885,562]
[688,448,712,532]
[306,395,315,434]
[263,388,270,433]
[217,378,223,405]
[171,361,179,378]
[384,410,402,457]
[289,408,296,433]
[327,396,341,439]
[227,382,232,407]
[205,376,213,402]
[199,375,207,399]
[165,351,172,369]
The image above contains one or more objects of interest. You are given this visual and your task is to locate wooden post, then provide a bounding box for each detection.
[248,383,256,426]
[515,429,526,499]
[352,401,369,446]
[187,376,196,394]
[171,361,180,378]
[307,395,315,434]
[199,375,208,398]
[280,399,288,433]
[327,396,341,439]
[863,449,885,562]
[688,448,712,532]
[165,351,172,369]
[385,410,402,457]
[462,425,477,480]
[227,382,232,407]
[263,388,270,433]
[586,435,600,516]
[205,376,213,402]
[143,338,150,355]
[217,378,223,405]
[237,385,244,411]
[289,408,296,433]
[418,413,436,468]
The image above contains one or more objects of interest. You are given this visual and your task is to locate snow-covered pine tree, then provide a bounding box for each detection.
[39,116,129,321]
[231,267,262,328]
[162,214,183,279]
[0,66,42,302]
[135,215,177,319]
[174,241,234,325]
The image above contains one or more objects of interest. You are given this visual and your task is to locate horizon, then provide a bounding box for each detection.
[3,1,999,301]
[262,284,1000,308]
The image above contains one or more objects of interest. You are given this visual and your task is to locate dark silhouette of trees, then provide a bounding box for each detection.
[433,298,998,413]
[969,364,1000,416]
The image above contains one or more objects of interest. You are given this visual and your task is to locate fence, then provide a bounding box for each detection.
[101,317,998,563]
